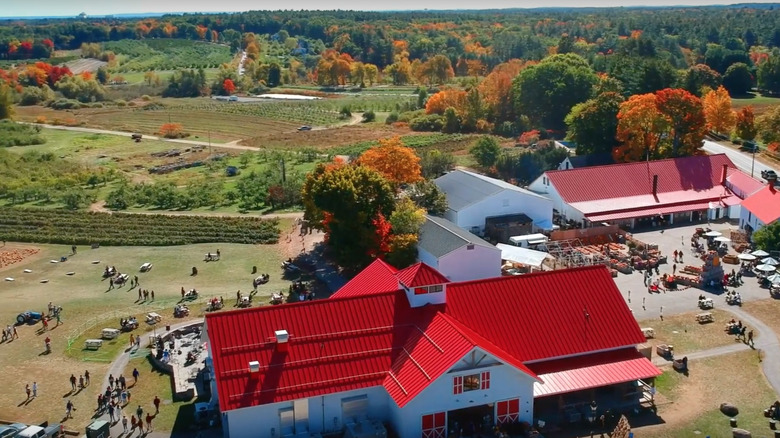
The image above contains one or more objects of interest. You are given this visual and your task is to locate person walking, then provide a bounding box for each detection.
[119,375,126,390]
[627,290,631,303]
[69,374,77,391]
[673,250,678,263]
[65,400,74,419]
[122,416,128,434]
[153,395,160,414]
[672,263,677,274]
[132,368,140,383]
[135,405,143,422]
[55,309,62,325]
[107,403,115,423]
[748,330,755,347]
[145,413,153,432]
[138,289,142,301]
[151,290,155,301]
[109,374,115,388]
[130,415,137,433]
[78,375,84,389]
[42,317,48,331]
[25,383,31,399]
[108,277,114,290]
[32,382,37,398]
[12,326,18,339]
[96,394,103,413]
[84,370,90,386]
[660,306,664,321]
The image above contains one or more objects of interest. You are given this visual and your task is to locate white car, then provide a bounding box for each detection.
[140,262,153,272]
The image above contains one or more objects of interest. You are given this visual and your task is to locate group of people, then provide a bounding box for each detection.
[2,325,18,342]
[137,288,155,302]
[672,249,685,263]
[726,319,754,346]
[724,269,743,287]
[69,370,91,392]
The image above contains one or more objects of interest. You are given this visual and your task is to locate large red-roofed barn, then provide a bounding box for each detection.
[527,154,763,229]
[204,263,659,438]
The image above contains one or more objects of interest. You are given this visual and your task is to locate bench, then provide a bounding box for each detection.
[641,327,655,339]
[85,339,103,350]
[696,312,714,324]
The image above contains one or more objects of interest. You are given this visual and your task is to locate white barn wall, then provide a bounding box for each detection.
[453,192,553,233]
[438,246,501,282]
[417,247,440,274]
[389,355,536,438]
[223,386,389,438]
[740,207,766,233]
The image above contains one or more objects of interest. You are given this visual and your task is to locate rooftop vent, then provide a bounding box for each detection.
[248,361,260,373]
[275,330,289,343]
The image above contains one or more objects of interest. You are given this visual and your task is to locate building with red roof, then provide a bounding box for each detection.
[204,265,659,438]
[740,179,780,233]
[528,154,762,229]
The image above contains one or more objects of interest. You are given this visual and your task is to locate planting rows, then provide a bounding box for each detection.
[0,209,280,246]
[157,102,342,125]
[104,39,232,72]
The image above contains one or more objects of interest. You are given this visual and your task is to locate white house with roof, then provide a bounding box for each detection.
[204,264,659,438]
[417,215,502,282]
[434,170,554,233]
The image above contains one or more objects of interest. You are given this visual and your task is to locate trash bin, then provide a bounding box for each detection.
[730,418,737,427]
[771,419,776,430]
[166,325,171,331]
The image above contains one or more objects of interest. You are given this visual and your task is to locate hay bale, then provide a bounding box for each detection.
[721,403,740,417]
[732,428,751,438]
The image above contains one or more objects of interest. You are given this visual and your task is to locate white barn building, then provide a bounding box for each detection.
[204,265,658,438]
[435,169,554,233]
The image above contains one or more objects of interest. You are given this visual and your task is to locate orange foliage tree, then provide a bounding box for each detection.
[615,89,706,162]
[358,137,423,185]
[478,59,532,124]
[702,86,736,135]
[735,106,757,141]
[425,88,467,115]
[159,123,184,138]
[223,79,236,95]
[614,93,668,162]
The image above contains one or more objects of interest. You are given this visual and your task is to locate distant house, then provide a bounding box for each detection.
[434,169,554,233]
[528,154,762,229]
[557,153,615,170]
[417,215,502,282]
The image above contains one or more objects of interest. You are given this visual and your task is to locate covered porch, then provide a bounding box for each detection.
[529,349,661,433]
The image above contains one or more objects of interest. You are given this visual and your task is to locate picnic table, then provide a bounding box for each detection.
[698,298,714,309]
[85,339,103,350]
[696,312,714,324]
[641,327,655,339]
[146,312,162,324]
[140,262,153,272]
[204,253,220,261]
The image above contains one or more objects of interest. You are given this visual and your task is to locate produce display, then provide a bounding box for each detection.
[0,247,40,269]
[0,209,280,246]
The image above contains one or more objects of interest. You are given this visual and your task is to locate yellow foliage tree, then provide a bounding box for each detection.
[358,137,423,185]
[702,85,736,135]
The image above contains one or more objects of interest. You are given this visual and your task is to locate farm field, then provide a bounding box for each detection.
[104,39,233,73]
[0,237,295,431]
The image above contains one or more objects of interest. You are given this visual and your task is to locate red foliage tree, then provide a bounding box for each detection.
[41,39,54,50]
[223,79,236,95]
[369,213,392,259]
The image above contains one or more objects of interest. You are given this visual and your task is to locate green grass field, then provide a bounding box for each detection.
[0,238,292,430]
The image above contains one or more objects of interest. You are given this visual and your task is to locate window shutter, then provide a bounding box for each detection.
[453,376,463,394]
[480,371,490,390]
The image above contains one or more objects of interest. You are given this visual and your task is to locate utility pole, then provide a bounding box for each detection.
[280,158,286,183]
[751,145,756,178]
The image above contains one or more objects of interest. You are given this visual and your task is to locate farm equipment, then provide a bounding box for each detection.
[206,297,223,312]
[183,289,199,301]
[173,304,190,318]
[16,311,43,324]
[656,344,674,360]
[120,317,138,331]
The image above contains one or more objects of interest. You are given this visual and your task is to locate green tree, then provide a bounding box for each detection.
[758,105,780,144]
[419,149,455,178]
[407,180,448,216]
[267,63,282,87]
[0,84,14,120]
[470,136,502,168]
[513,53,598,130]
[723,63,754,95]
[389,198,425,235]
[682,64,722,97]
[758,54,780,95]
[752,221,780,253]
[564,91,624,156]
[61,188,88,210]
[96,67,109,85]
[55,76,106,102]
[302,163,396,269]
[105,184,134,210]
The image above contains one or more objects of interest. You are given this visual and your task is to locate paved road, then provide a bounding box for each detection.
[728,306,780,396]
[21,123,260,151]
[702,139,776,177]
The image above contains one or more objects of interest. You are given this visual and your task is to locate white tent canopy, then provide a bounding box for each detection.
[496,244,552,268]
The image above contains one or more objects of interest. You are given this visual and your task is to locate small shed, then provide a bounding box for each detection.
[485,214,533,243]
[86,420,110,438]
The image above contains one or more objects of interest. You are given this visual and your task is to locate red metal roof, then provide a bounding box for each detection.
[396,263,451,288]
[529,348,661,397]
[726,168,765,199]
[546,154,736,204]
[445,266,646,362]
[585,199,731,222]
[742,185,780,224]
[331,259,399,298]
[207,265,646,412]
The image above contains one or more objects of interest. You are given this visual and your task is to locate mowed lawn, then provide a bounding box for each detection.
[637,309,741,354]
[636,350,774,438]
[0,240,287,431]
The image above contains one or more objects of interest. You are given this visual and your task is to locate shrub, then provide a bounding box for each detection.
[48,99,82,110]
[115,99,127,107]
[385,111,399,125]
[0,120,47,147]
[35,116,47,124]
[339,106,352,118]
[361,110,376,123]
[158,123,187,139]
[19,85,55,106]
[141,95,152,101]
[410,114,445,132]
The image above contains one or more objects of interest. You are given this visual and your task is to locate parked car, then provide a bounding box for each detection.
[297,125,312,131]
[17,424,62,438]
[0,423,28,438]
[229,95,239,102]
[739,141,758,152]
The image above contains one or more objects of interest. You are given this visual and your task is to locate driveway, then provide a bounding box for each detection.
[702,139,777,177]
[611,222,773,320]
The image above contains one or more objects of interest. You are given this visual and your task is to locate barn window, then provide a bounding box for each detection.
[415,287,428,295]
[429,284,443,293]
[463,374,480,391]
[453,376,463,394]
[480,371,491,390]
[466,244,475,250]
